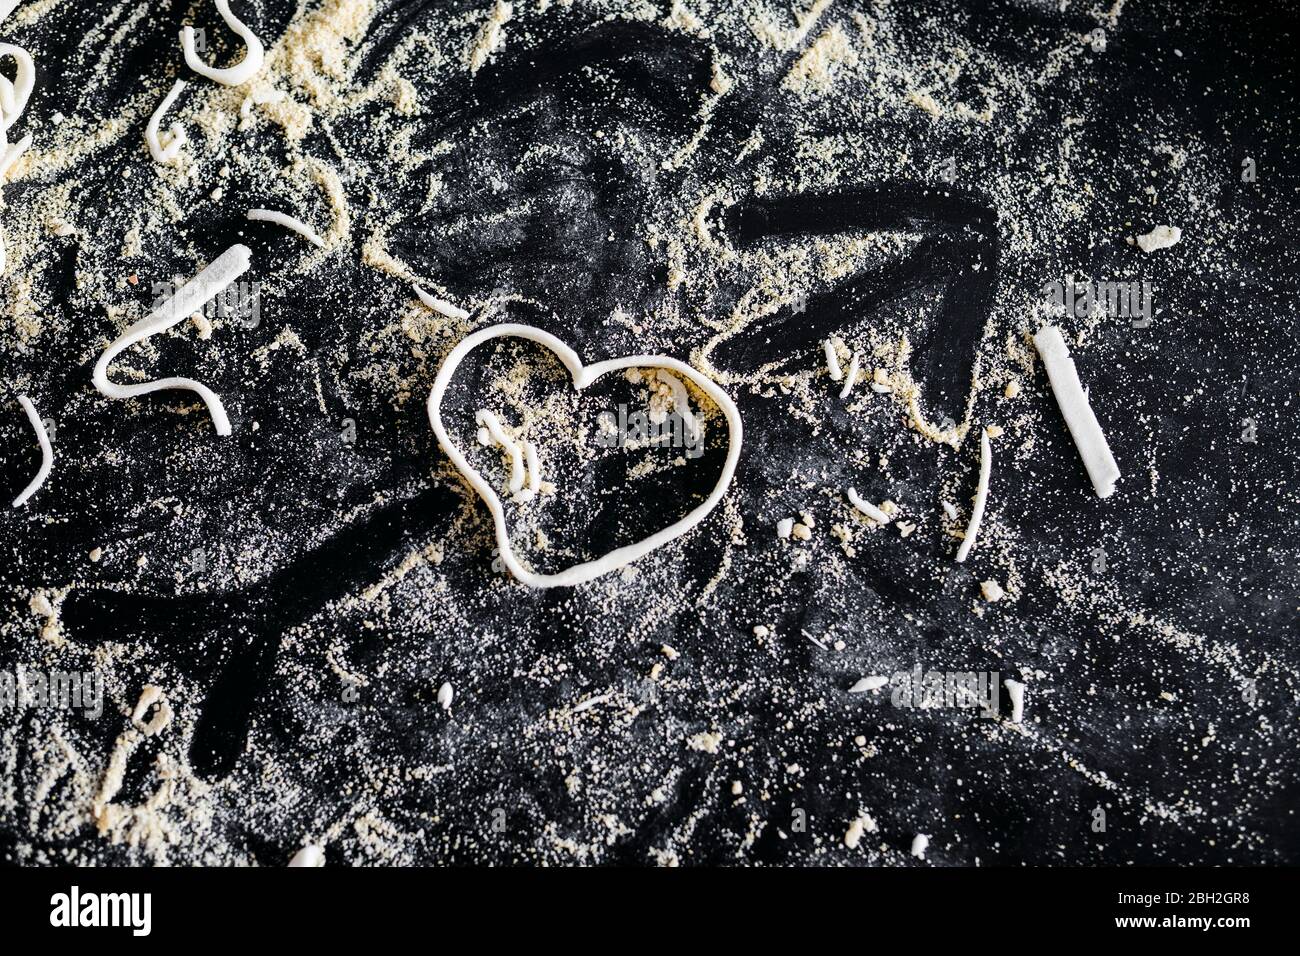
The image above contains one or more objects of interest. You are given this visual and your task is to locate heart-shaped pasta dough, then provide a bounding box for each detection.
[427,323,743,588]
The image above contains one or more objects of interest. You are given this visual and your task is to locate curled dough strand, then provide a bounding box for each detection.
[92,244,253,436]
[0,42,33,132]
[0,29,35,277]
[12,395,52,508]
[145,79,188,164]
[955,431,992,563]
[180,0,265,87]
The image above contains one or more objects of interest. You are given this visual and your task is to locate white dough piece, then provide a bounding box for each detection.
[846,487,891,524]
[288,844,325,867]
[1033,325,1121,498]
[839,350,860,399]
[1135,224,1181,253]
[654,369,700,443]
[427,324,742,589]
[823,338,843,381]
[145,80,187,164]
[12,395,52,508]
[0,131,30,275]
[475,409,525,495]
[911,834,930,859]
[954,432,991,563]
[246,208,325,248]
[92,244,252,436]
[1004,678,1026,723]
[520,439,541,501]
[437,681,454,711]
[776,517,794,538]
[849,676,889,693]
[0,36,34,277]
[181,0,265,87]
[0,41,34,133]
[414,285,470,320]
[0,132,30,179]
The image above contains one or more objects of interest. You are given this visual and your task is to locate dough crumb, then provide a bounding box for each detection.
[1005,679,1026,723]
[844,812,877,849]
[288,844,326,867]
[1135,224,1182,253]
[849,675,889,693]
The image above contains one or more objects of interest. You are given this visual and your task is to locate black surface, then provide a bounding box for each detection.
[0,0,1296,865]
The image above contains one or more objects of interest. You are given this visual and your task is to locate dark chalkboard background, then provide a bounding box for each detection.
[0,0,1296,865]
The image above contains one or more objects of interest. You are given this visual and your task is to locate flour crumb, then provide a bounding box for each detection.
[844,812,877,849]
[687,730,723,754]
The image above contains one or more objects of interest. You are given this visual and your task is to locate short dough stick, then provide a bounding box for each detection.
[1033,325,1121,498]
[246,208,326,248]
[955,431,991,563]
